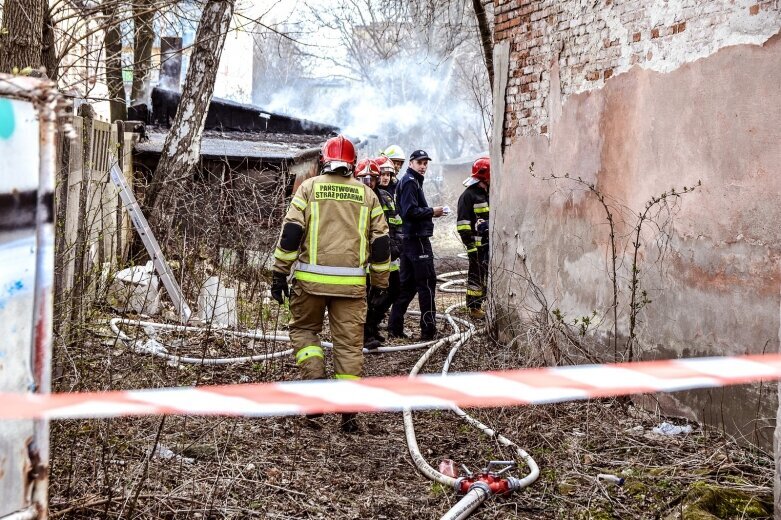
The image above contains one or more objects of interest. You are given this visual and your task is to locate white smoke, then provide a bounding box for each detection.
[255,31,490,163]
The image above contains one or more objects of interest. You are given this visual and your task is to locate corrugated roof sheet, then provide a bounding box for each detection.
[135,127,325,161]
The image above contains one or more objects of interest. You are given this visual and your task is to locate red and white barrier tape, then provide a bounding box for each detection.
[2,354,780,420]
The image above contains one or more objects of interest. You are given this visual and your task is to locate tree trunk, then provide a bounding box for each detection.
[145,0,235,235]
[104,2,128,122]
[130,0,155,105]
[0,0,45,73]
[471,0,494,90]
[41,6,57,79]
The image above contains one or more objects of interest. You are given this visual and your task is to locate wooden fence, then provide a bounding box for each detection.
[54,109,135,330]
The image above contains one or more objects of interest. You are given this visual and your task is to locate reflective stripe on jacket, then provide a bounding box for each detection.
[273,173,390,297]
[376,187,403,261]
[456,183,490,251]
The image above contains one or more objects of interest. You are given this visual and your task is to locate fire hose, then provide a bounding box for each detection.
[402,303,539,520]
[107,271,538,519]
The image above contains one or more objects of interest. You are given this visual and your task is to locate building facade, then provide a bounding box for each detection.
[491,0,780,447]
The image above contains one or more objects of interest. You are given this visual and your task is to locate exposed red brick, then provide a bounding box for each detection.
[494,0,761,141]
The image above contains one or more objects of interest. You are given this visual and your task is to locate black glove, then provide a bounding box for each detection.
[368,287,388,308]
[390,243,401,261]
[270,272,290,304]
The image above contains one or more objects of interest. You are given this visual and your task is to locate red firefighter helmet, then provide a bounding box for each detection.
[355,158,380,178]
[472,156,490,181]
[320,135,356,175]
[374,156,395,175]
[465,156,490,186]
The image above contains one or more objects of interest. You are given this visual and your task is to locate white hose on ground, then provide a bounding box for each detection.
[439,279,467,293]
[402,305,468,488]
[109,317,297,365]
[440,483,491,520]
[108,316,455,365]
[401,303,539,520]
[441,330,540,492]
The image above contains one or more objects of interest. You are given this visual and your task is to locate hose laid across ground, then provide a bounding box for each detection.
[107,271,538,520]
[401,305,539,520]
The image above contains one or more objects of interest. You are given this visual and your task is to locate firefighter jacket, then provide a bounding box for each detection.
[375,187,403,271]
[456,183,490,253]
[383,177,398,198]
[396,168,434,238]
[273,173,391,297]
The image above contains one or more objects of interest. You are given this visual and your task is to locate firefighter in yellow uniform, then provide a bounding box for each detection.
[270,135,390,433]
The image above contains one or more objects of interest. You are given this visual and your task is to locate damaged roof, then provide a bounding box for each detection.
[135,127,326,161]
[132,87,338,161]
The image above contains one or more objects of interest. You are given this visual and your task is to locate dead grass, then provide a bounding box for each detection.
[49,258,773,519]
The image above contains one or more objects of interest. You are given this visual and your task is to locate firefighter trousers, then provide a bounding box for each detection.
[366,269,400,339]
[388,237,437,338]
[466,245,489,310]
[288,284,367,380]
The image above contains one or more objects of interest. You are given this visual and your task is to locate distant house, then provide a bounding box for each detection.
[131,87,338,261]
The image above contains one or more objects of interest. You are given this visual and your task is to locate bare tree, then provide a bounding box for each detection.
[131,0,155,105]
[41,6,57,78]
[471,0,493,89]
[104,1,127,121]
[300,0,490,161]
[145,0,236,234]
[0,0,45,73]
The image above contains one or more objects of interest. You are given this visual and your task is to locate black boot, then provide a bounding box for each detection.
[340,413,360,433]
[363,338,382,350]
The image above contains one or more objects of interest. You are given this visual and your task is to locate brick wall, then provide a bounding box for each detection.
[494,0,780,140]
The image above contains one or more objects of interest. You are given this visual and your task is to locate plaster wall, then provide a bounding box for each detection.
[493,20,781,445]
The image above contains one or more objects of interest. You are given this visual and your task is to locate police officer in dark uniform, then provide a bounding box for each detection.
[387,150,444,341]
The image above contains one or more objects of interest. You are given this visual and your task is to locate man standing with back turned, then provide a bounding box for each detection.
[270,135,390,433]
[388,149,444,341]
[457,156,490,319]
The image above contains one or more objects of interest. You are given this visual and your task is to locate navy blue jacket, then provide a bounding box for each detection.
[396,167,434,238]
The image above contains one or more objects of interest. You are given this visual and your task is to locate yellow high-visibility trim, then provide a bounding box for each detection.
[474,206,490,214]
[295,271,367,285]
[358,206,368,267]
[388,216,403,225]
[370,261,390,272]
[335,374,361,380]
[466,247,477,253]
[390,263,400,272]
[466,289,484,296]
[296,345,324,364]
[274,247,298,261]
[371,206,384,218]
[457,224,472,231]
[292,196,307,211]
[309,201,319,265]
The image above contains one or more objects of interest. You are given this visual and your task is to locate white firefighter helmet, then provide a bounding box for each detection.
[381,144,405,161]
